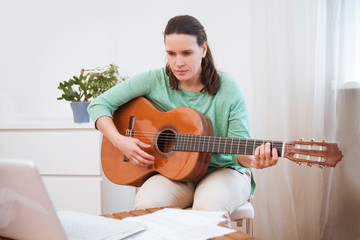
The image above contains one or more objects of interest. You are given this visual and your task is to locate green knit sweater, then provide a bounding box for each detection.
[88,68,255,193]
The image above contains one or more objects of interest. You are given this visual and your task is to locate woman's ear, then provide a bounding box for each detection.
[202,42,208,58]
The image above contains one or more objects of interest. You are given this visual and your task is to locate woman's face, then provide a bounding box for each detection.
[165,34,207,85]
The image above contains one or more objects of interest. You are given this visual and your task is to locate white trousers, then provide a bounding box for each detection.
[134,168,251,217]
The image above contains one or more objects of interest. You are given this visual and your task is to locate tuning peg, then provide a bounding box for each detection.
[307,163,312,167]
[310,138,315,142]
[321,139,326,142]
[317,165,324,169]
[298,138,304,141]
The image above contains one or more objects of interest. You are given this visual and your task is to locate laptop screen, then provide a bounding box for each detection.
[0,159,68,240]
[0,159,146,240]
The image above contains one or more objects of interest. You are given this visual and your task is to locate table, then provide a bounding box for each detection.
[0,207,259,240]
[103,206,259,240]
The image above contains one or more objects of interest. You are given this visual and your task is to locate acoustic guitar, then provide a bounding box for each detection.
[101,97,343,187]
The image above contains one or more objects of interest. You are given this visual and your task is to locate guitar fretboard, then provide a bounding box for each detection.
[173,134,284,157]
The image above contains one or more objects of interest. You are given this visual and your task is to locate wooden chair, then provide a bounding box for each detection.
[230,197,254,235]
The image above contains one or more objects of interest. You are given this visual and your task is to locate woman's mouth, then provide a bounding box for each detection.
[174,70,187,75]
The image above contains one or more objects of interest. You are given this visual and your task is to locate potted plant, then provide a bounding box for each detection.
[57,64,127,123]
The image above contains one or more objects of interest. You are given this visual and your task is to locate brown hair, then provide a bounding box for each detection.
[164,15,220,95]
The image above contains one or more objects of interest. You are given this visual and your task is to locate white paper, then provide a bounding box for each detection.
[122,208,235,240]
[57,210,146,240]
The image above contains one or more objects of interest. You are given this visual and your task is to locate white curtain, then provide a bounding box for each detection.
[249,0,360,239]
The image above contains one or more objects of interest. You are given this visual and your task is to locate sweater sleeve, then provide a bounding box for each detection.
[227,86,251,140]
[87,70,154,126]
[219,73,251,140]
[219,74,251,163]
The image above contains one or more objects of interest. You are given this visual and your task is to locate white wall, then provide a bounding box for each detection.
[0,0,252,122]
[0,0,252,213]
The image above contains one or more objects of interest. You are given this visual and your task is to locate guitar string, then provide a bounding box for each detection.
[129,131,295,151]
[131,132,290,145]
[110,130,327,165]
[130,130,326,146]
[131,130,284,141]
[131,132,285,145]
[130,133,329,164]
[131,131,286,141]
[119,131,329,163]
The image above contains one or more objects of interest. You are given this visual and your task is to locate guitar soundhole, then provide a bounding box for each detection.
[154,125,179,158]
[157,130,176,153]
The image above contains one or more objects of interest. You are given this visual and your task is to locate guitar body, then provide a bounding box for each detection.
[101,97,214,187]
[102,97,343,187]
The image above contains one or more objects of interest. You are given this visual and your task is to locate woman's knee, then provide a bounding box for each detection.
[134,174,195,210]
[192,168,251,213]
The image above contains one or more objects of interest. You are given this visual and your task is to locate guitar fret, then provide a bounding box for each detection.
[207,136,210,153]
[180,134,184,150]
[188,134,192,151]
[190,135,195,151]
[189,135,193,151]
[196,135,200,151]
[174,133,284,157]
[216,137,220,153]
[202,135,206,152]
[255,140,260,153]
[224,138,227,153]
[184,134,189,151]
[244,139,248,155]
[185,134,190,151]
[197,135,201,152]
[226,138,231,153]
[221,137,225,153]
[195,135,199,151]
[194,135,198,151]
[222,137,225,153]
[174,134,179,150]
[194,135,198,152]
[179,134,184,151]
[248,139,253,153]
[210,137,213,152]
[242,139,247,154]
[179,134,183,151]
[198,136,204,152]
[236,139,240,154]
[241,139,246,154]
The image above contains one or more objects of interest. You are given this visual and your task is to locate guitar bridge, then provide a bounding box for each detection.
[124,116,136,162]
[126,116,136,137]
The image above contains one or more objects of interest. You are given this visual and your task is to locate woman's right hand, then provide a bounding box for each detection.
[96,116,155,167]
[113,134,155,167]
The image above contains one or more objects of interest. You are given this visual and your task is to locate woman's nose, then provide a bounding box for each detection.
[175,56,185,66]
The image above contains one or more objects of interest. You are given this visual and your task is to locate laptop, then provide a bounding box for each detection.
[0,158,146,240]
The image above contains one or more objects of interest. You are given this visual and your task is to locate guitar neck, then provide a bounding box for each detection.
[173,134,284,157]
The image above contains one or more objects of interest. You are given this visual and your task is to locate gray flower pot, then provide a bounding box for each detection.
[70,102,90,123]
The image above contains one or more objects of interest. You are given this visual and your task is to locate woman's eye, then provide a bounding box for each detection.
[184,52,192,55]
[167,52,175,56]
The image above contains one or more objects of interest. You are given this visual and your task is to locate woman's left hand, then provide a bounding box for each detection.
[253,142,278,169]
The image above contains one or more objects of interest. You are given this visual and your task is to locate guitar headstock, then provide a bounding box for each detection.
[283,139,343,168]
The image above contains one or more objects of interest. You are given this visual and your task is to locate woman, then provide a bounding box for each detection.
[88,15,278,219]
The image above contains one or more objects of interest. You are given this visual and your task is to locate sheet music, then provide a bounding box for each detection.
[58,210,146,240]
[122,208,235,240]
